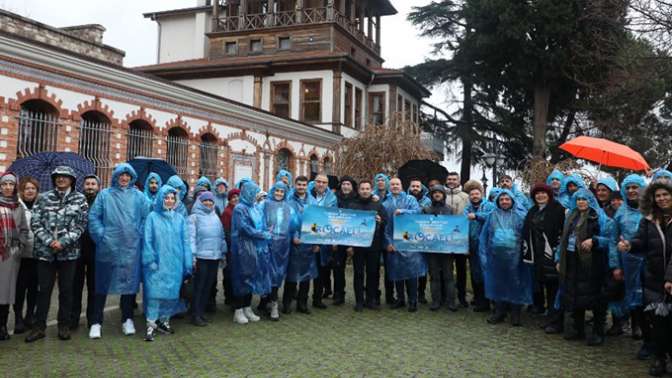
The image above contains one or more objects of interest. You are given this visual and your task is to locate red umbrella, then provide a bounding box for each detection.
[559,136,650,171]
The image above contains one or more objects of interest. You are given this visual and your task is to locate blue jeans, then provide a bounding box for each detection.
[395,278,418,304]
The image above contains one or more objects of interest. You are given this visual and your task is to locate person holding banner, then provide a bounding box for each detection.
[374,173,395,305]
[422,185,458,312]
[347,180,387,311]
[383,177,426,312]
[334,176,358,306]
[409,179,432,305]
[480,189,532,326]
[283,176,318,314]
[308,175,338,309]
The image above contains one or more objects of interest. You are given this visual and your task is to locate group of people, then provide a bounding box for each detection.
[1,163,671,376]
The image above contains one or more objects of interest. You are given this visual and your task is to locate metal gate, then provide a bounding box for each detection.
[78,119,112,186]
[167,133,189,176]
[16,110,59,158]
[199,139,219,182]
[126,123,154,160]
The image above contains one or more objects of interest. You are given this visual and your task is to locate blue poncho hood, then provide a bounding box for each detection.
[275,170,293,188]
[493,189,516,210]
[270,181,289,202]
[166,175,187,201]
[214,177,229,190]
[558,174,586,208]
[620,174,646,200]
[597,176,619,193]
[143,172,162,200]
[111,163,138,189]
[568,188,601,214]
[196,176,212,190]
[240,181,261,206]
[374,173,390,197]
[488,187,503,203]
[652,169,672,183]
[546,169,564,186]
[235,177,253,190]
[192,191,216,216]
[153,185,178,213]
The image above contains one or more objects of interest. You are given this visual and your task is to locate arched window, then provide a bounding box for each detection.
[79,111,112,185]
[275,148,293,174]
[309,154,319,178]
[323,156,333,175]
[17,100,59,158]
[167,127,189,176]
[199,133,219,182]
[126,119,153,160]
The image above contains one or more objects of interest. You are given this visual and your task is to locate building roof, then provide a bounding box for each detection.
[143,5,212,20]
[371,67,431,98]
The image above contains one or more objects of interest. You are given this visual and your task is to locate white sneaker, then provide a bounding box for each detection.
[270,301,280,321]
[122,319,136,336]
[89,324,101,339]
[243,306,260,322]
[233,309,249,324]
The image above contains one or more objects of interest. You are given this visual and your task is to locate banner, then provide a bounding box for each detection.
[300,205,377,247]
[393,214,469,254]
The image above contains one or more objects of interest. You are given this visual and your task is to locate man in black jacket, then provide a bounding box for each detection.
[347,180,386,311]
[333,176,358,305]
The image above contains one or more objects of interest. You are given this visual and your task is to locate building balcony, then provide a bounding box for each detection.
[214,6,380,54]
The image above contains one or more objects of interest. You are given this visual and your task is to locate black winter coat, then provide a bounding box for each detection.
[523,200,565,283]
[630,216,672,304]
[349,196,387,252]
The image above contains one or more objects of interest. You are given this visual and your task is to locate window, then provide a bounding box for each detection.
[309,154,319,177]
[344,82,353,127]
[275,148,293,173]
[200,133,219,182]
[405,99,411,121]
[17,100,58,158]
[278,36,291,50]
[167,127,189,176]
[250,39,262,53]
[300,79,322,123]
[225,41,237,55]
[79,111,112,185]
[271,81,291,118]
[369,92,385,126]
[126,120,153,160]
[397,94,403,112]
[354,88,362,129]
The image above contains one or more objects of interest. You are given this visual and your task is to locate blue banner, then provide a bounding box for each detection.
[300,205,377,247]
[393,214,469,254]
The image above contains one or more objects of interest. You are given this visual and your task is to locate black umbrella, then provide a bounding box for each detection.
[8,152,95,193]
[127,157,178,191]
[397,159,448,189]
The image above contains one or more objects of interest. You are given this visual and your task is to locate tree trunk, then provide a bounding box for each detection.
[460,76,473,184]
[533,85,551,159]
[550,110,575,164]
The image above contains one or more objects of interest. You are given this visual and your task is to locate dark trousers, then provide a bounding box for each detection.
[333,247,348,300]
[312,253,330,303]
[453,254,467,301]
[382,250,395,303]
[14,258,38,322]
[495,301,522,316]
[283,280,310,308]
[631,306,653,345]
[395,278,418,305]
[192,259,219,319]
[35,260,77,330]
[652,314,672,358]
[71,253,95,327]
[92,293,135,325]
[569,304,607,336]
[233,294,252,310]
[0,304,9,327]
[418,275,427,299]
[428,253,456,306]
[353,248,380,305]
[538,280,559,311]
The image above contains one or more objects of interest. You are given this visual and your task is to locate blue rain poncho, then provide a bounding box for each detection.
[89,163,151,295]
[196,176,213,190]
[464,199,496,284]
[546,169,565,187]
[285,190,318,283]
[264,182,298,287]
[235,177,252,190]
[383,192,427,281]
[408,184,431,208]
[479,190,533,305]
[143,172,162,204]
[558,174,586,209]
[188,194,227,261]
[166,175,189,218]
[597,176,619,193]
[613,174,647,309]
[213,177,229,215]
[652,169,672,182]
[142,185,192,321]
[308,181,338,266]
[275,169,293,188]
[374,173,390,200]
[230,181,272,297]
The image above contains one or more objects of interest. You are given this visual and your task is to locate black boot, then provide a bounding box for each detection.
[0,325,9,341]
[510,307,522,327]
[587,313,606,346]
[281,296,293,314]
[297,299,311,314]
[607,316,624,336]
[13,316,26,335]
[649,357,666,377]
[564,312,585,341]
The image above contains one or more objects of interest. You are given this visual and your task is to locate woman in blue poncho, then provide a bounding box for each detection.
[230,181,272,324]
[480,189,532,327]
[142,185,192,341]
[143,172,162,203]
[165,175,189,218]
[558,174,586,209]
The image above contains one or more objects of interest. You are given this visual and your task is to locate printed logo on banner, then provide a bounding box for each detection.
[300,205,377,247]
[393,214,469,254]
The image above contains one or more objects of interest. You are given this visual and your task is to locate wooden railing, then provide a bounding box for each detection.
[215,6,379,53]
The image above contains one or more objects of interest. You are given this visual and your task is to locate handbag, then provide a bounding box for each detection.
[180,278,194,301]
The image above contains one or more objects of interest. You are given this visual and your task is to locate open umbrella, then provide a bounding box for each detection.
[398,159,448,189]
[559,136,650,172]
[8,152,95,193]
[127,157,178,191]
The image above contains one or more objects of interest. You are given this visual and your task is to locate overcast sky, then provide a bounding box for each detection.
[0,0,448,104]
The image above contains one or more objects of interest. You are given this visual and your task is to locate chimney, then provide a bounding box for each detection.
[60,24,106,44]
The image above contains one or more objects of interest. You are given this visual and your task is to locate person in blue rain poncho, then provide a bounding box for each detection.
[196,176,212,191]
[407,179,431,208]
[611,174,652,358]
[259,181,297,321]
[463,180,496,312]
[230,181,272,325]
[558,174,586,209]
[547,169,565,197]
[595,176,619,218]
[275,169,293,188]
[141,185,192,341]
[213,177,229,216]
[383,177,426,312]
[143,172,162,204]
[283,175,318,314]
[165,175,189,218]
[88,163,150,339]
[305,174,338,309]
[188,191,226,327]
[479,189,532,326]
[373,173,390,202]
[651,168,672,182]
[497,174,531,211]
[557,188,616,346]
